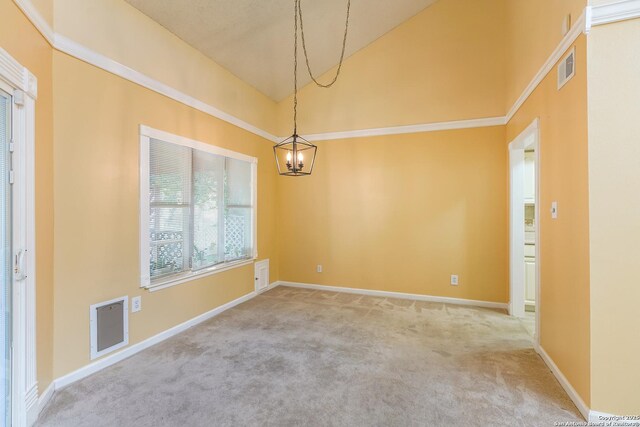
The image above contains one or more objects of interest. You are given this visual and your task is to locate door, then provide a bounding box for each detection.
[0,87,12,426]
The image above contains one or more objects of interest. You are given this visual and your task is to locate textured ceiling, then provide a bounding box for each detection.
[124,0,438,101]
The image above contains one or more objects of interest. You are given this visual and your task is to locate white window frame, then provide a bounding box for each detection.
[139,125,258,292]
[0,47,38,427]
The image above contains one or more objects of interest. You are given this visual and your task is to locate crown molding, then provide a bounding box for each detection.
[53,33,279,142]
[15,1,638,143]
[13,0,55,45]
[292,116,507,142]
[589,0,640,27]
[506,9,587,122]
[12,0,280,143]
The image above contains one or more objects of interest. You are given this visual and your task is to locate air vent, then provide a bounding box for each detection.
[90,296,129,359]
[255,259,270,293]
[558,47,575,90]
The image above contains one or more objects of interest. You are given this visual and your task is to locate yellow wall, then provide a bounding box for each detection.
[276,0,507,136]
[278,126,509,303]
[53,0,278,135]
[30,0,53,27]
[1,0,55,392]
[587,18,640,415]
[505,0,586,110]
[506,36,590,406]
[51,51,279,377]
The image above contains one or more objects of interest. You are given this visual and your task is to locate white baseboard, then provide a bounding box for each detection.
[36,381,55,415]
[54,289,259,389]
[275,281,509,310]
[535,344,590,420]
[35,284,276,421]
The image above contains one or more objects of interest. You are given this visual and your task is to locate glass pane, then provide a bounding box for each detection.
[0,89,11,426]
[192,150,224,270]
[225,158,252,206]
[224,158,252,261]
[149,206,188,278]
[149,138,191,205]
[149,138,191,280]
[224,207,252,261]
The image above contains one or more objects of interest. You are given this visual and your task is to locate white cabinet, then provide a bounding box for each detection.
[524,151,535,202]
[525,258,536,304]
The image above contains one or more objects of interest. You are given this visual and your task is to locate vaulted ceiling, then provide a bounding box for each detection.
[124,0,438,101]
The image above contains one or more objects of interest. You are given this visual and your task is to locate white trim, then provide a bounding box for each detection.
[1,47,39,427]
[12,0,640,147]
[0,48,37,100]
[276,281,508,310]
[54,33,279,143]
[506,10,587,122]
[139,125,258,291]
[89,296,129,360]
[35,382,54,415]
[139,134,151,287]
[508,119,541,347]
[12,0,55,46]
[590,0,640,27]
[147,259,255,292]
[54,288,265,390]
[292,116,507,142]
[140,125,258,164]
[536,344,590,420]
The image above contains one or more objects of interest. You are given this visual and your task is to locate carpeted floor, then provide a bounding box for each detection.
[37,286,582,426]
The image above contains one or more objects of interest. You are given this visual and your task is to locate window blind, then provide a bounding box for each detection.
[149,139,191,280]
[143,132,256,287]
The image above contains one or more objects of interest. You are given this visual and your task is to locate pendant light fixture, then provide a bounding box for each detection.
[273,0,351,176]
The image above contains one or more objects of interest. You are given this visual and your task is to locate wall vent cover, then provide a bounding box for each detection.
[557,47,576,90]
[255,259,270,293]
[90,296,129,359]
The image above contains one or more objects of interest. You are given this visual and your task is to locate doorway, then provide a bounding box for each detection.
[509,119,540,345]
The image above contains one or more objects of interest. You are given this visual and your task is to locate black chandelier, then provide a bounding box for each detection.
[273,0,351,176]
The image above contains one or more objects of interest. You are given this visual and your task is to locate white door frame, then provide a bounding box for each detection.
[508,118,541,344]
[0,47,39,427]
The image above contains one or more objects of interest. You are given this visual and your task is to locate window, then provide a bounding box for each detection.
[139,126,257,289]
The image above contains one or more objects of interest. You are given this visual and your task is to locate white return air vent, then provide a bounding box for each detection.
[255,259,270,293]
[557,47,576,90]
[90,296,129,359]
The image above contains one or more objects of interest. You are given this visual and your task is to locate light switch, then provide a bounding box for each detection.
[551,201,558,219]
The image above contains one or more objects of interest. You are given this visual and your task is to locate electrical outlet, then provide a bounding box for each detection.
[317,264,323,273]
[132,296,142,313]
[450,275,459,286]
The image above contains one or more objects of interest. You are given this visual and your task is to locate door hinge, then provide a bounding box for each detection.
[9,140,14,153]
[9,170,14,184]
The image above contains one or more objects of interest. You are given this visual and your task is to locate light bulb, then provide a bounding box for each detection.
[298,153,304,162]
[286,151,292,161]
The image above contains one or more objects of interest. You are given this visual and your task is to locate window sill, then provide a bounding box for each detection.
[143,258,255,292]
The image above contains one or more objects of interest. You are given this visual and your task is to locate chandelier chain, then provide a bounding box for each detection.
[293,0,299,133]
[297,0,351,89]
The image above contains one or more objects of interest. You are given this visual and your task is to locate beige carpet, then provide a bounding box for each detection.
[37,286,582,426]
